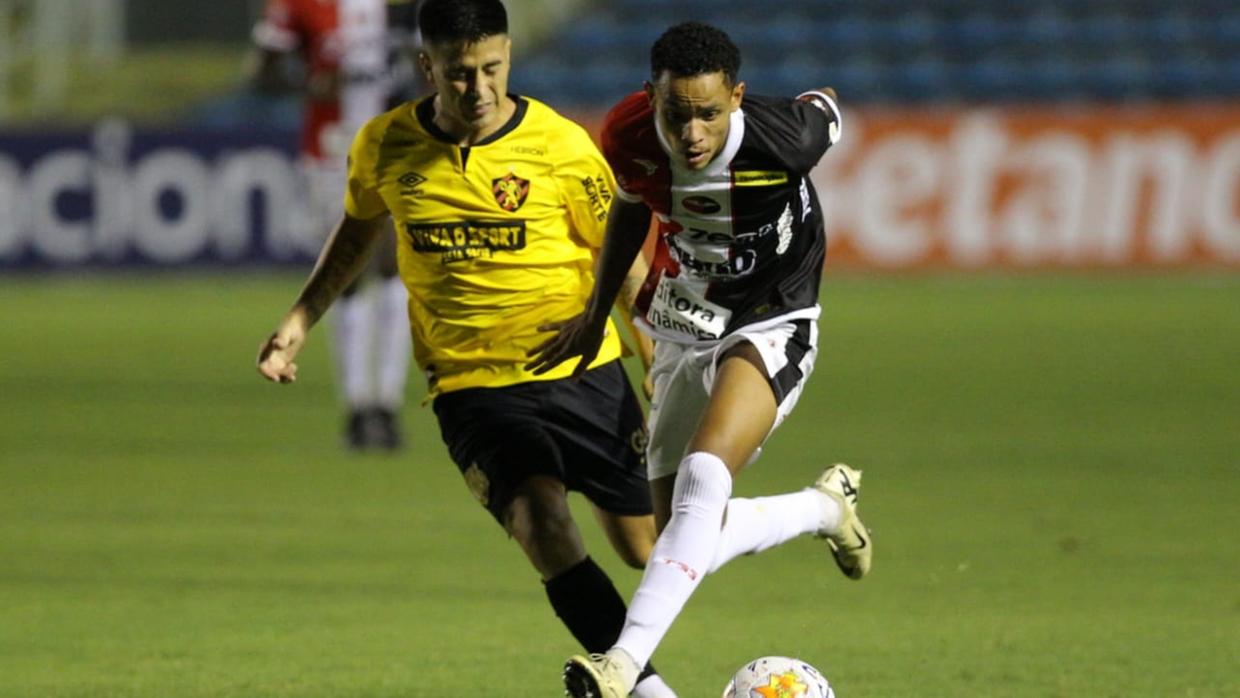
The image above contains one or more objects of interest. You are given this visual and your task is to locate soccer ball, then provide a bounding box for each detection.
[721,656,835,698]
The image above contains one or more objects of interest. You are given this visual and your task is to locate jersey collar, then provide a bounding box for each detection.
[416,94,529,146]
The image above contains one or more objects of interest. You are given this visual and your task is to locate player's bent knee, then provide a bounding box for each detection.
[612,534,651,570]
[503,476,582,553]
[599,513,656,569]
[618,544,650,570]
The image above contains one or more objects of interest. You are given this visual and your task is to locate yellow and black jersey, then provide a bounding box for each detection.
[346,94,623,396]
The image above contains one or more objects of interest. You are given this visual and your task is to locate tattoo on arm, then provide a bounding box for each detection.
[295,216,383,327]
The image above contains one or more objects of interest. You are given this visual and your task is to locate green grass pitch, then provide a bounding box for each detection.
[1,272,1237,697]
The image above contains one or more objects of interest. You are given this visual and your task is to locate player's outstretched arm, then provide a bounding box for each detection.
[256,212,388,384]
[525,197,652,377]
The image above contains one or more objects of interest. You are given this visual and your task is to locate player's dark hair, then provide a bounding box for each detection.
[418,0,508,44]
[650,22,741,85]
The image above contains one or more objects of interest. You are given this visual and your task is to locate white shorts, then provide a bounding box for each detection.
[645,309,821,480]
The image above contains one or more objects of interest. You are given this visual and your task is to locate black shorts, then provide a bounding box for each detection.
[431,360,652,522]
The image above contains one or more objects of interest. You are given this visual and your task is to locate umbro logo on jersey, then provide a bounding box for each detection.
[681,195,721,215]
[492,172,530,212]
[398,171,426,194]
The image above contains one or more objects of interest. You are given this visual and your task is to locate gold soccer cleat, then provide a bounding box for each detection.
[813,463,873,580]
[562,650,639,698]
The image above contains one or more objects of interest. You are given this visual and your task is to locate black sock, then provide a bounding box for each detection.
[544,556,659,683]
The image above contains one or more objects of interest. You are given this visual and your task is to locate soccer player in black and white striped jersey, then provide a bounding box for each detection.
[526,22,874,698]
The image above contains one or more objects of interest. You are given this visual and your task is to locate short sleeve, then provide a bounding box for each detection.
[344,120,388,220]
[556,123,618,249]
[599,93,651,203]
[743,92,843,175]
[796,90,842,147]
[787,90,842,173]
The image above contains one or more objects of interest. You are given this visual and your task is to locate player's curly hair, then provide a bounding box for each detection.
[418,0,508,44]
[650,22,742,85]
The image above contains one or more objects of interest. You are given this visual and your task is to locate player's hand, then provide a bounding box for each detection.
[257,314,308,384]
[524,313,608,378]
[642,373,654,401]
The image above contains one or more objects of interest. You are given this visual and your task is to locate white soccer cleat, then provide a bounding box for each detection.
[813,463,873,580]
[562,649,639,698]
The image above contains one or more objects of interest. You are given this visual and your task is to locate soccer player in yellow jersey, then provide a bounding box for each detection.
[256,1,675,695]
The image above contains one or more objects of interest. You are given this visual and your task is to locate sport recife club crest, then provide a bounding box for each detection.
[492,173,530,212]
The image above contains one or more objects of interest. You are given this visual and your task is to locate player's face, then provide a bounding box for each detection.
[647,71,745,170]
[419,34,512,134]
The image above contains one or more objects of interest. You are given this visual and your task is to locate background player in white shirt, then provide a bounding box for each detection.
[251,0,412,449]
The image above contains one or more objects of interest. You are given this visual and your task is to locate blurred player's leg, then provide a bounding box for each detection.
[302,156,378,449]
[333,278,377,449]
[307,159,409,451]
[370,221,410,450]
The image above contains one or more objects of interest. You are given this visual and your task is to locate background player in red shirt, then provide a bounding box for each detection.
[251,0,412,450]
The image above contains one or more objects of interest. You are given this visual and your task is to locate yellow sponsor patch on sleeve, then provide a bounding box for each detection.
[733,170,790,187]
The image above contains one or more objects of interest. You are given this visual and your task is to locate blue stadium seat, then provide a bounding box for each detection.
[560,18,639,55]
[1211,56,1240,96]
[510,57,572,102]
[1203,13,1240,52]
[1076,13,1137,51]
[724,16,814,61]
[740,65,783,96]
[828,58,887,103]
[887,12,942,53]
[519,0,1234,106]
[1141,11,1200,49]
[959,57,1020,100]
[1146,55,1212,98]
[1020,7,1072,47]
[1082,56,1152,101]
[947,13,1015,56]
[816,15,876,54]
[888,57,953,102]
[770,53,835,97]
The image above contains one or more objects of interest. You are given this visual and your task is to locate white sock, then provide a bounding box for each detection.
[615,452,732,669]
[632,671,678,698]
[707,489,840,574]
[332,291,374,409]
[374,277,411,409]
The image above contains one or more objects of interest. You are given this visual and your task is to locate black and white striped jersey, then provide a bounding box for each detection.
[600,90,842,344]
